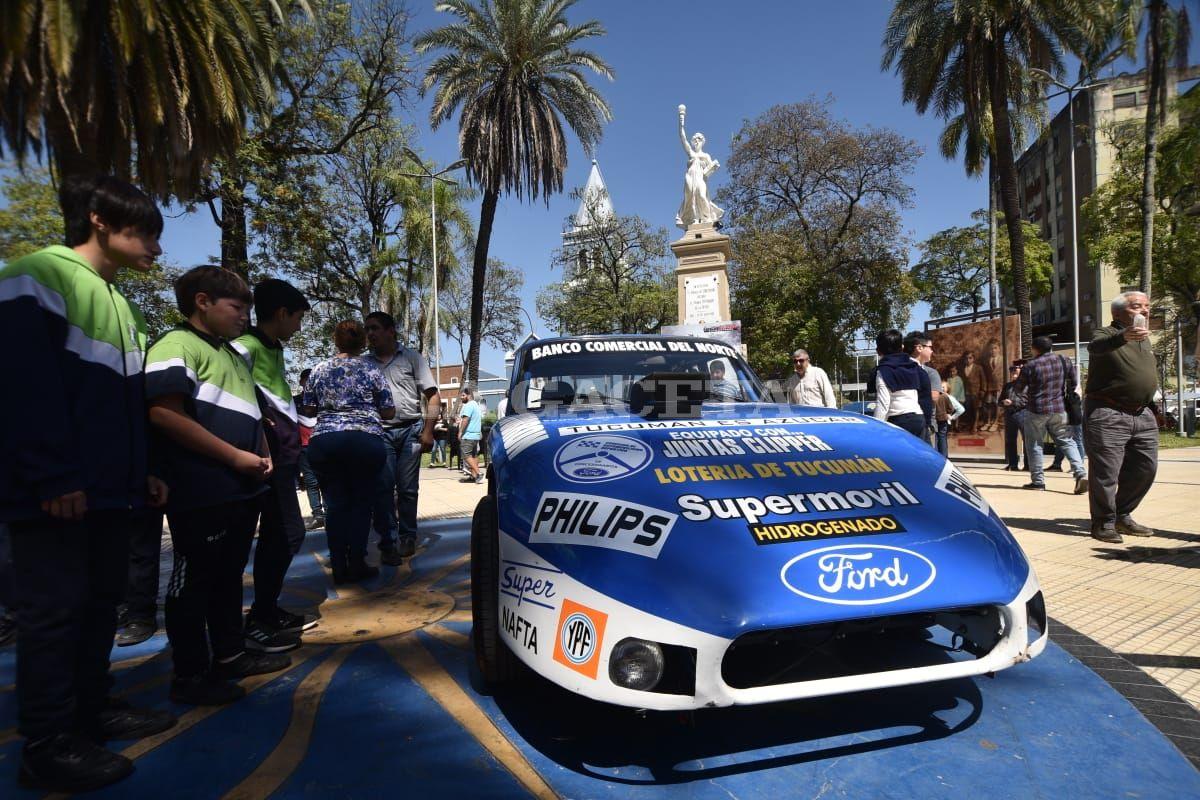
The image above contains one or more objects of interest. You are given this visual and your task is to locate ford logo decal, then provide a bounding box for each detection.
[780,544,936,606]
[553,435,653,483]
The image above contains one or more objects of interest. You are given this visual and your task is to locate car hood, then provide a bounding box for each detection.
[490,405,1031,639]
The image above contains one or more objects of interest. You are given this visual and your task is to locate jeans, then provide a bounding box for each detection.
[431,439,447,464]
[165,500,259,678]
[309,431,387,572]
[1051,424,1085,466]
[888,412,927,439]
[1023,411,1086,485]
[371,422,424,551]
[1084,405,1158,529]
[298,446,324,517]
[1004,410,1028,468]
[935,421,950,456]
[10,512,130,737]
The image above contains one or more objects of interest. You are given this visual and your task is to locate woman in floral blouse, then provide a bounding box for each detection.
[299,321,394,583]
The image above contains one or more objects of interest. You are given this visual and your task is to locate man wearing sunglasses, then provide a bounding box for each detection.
[783,348,836,408]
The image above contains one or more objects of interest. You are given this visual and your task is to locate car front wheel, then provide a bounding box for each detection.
[470,495,521,685]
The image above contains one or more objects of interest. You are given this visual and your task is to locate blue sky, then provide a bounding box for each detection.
[81,1,1194,374]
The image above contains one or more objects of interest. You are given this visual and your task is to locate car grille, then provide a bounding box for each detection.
[721,605,1005,689]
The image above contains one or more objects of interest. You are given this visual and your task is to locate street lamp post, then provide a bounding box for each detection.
[1029,68,1106,371]
[399,149,467,394]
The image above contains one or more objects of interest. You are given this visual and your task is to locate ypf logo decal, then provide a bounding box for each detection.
[780,544,936,606]
[553,599,608,679]
[553,435,653,483]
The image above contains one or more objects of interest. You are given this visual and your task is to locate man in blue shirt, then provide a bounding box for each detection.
[458,388,484,484]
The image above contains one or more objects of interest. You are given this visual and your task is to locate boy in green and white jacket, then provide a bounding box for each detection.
[232,279,315,651]
[145,267,285,707]
[0,176,175,793]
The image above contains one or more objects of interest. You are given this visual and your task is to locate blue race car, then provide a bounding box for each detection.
[471,335,1047,710]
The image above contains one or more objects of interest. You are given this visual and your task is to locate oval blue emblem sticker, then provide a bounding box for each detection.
[780,544,936,606]
[553,435,653,483]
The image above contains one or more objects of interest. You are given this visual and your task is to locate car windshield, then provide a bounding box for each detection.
[512,337,764,410]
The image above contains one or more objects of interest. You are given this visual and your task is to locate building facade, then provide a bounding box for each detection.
[1012,66,1199,344]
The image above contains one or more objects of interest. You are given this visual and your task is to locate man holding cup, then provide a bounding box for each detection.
[1084,291,1159,544]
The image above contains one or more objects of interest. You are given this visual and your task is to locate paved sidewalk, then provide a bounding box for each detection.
[958,448,1200,709]
[412,449,1200,710]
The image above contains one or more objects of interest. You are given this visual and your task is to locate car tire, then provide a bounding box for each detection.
[470,495,521,685]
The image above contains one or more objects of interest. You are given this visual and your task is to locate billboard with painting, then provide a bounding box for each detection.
[927,315,1021,459]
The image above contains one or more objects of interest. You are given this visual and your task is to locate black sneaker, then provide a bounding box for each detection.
[116,618,156,647]
[245,618,302,653]
[212,651,292,680]
[1021,482,1046,490]
[1091,525,1123,544]
[347,561,380,582]
[269,607,318,633]
[380,545,404,566]
[85,698,177,741]
[19,733,133,792]
[397,537,416,558]
[170,674,246,706]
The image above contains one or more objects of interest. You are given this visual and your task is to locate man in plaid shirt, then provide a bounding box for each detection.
[1014,336,1087,493]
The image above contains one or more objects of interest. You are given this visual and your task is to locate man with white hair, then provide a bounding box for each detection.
[1084,291,1158,544]
[783,349,836,408]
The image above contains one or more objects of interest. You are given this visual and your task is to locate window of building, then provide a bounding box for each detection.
[1113,91,1137,109]
[451,377,459,385]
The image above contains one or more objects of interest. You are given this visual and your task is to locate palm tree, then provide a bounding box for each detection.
[415,0,613,385]
[883,0,1105,357]
[0,1,288,202]
[1112,0,1193,294]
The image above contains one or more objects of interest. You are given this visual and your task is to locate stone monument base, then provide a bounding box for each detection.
[671,223,732,325]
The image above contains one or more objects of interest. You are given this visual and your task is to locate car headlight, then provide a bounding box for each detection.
[608,638,664,691]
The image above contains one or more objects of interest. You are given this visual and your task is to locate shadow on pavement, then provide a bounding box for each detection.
[485,645,984,785]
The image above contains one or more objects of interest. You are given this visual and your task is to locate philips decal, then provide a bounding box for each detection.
[530,492,676,558]
[553,435,653,483]
[780,544,936,606]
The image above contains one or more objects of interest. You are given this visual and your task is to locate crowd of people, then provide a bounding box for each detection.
[870,298,1161,545]
[0,175,500,792]
[0,171,1173,792]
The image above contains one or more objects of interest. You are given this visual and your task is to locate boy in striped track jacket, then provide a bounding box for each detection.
[145,267,288,709]
[0,176,176,793]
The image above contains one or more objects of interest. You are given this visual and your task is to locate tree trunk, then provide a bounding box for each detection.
[987,33,1033,358]
[467,188,499,387]
[402,258,415,340]
[988,160,998,311]
[1141,0,1165,296]
[220,175,250,278]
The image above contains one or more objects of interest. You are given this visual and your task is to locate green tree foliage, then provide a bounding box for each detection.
[0,0,285,199]
[716,99,920,379]
[210,0,413,274]
[416,0,614,385]
[0,168,61,262]
[911,210,1053,317]
[882,0,1112,357]
[1082,93,1200,311]
[443,259,524,368]
[0,166,181,335]
[537,190,676,335]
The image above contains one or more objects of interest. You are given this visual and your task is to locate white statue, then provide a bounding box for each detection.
[676,104,724,230]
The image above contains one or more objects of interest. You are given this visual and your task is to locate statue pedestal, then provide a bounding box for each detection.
[671,223,732,325]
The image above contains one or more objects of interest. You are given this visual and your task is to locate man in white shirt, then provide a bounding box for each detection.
[782,349,836,408]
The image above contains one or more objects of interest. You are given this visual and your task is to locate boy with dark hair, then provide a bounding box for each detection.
[872,328,932,439]
[232,279,316,651]
[146,266,288,708]
[0,175,176,792]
